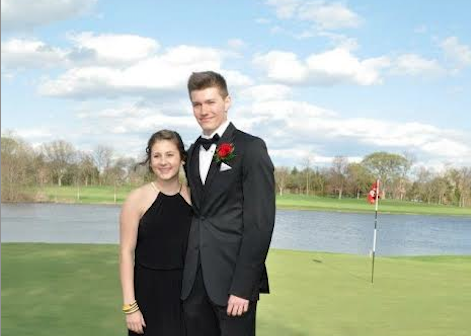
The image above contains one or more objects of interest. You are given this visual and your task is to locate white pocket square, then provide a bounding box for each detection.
[220,162,232,172]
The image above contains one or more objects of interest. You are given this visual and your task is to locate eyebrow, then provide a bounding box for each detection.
[192,98,215,104]
[152,150,176,154]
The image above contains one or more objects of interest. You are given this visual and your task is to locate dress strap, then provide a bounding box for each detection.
[150,182,158,192]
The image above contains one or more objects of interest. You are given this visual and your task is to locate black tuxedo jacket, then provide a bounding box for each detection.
[181,123,276,306]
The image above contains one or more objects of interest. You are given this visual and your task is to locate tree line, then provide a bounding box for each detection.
[2,134,470,207]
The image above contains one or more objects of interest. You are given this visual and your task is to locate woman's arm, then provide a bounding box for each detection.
[119,189,146,334]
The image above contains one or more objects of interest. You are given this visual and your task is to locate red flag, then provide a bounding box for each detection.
[367,181,380,204]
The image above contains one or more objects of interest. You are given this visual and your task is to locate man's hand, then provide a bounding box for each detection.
[227,295,249,316]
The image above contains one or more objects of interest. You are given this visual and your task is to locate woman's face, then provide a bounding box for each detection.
[150,140,182,181]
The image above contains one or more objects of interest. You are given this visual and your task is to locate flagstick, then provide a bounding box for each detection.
[371,178,380,284]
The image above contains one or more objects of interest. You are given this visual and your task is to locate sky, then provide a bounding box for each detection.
[2,0,471,171]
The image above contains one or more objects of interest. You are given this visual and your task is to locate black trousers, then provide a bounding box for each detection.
[182,266,257,336]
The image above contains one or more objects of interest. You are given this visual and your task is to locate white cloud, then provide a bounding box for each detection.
[392,54,445,77]
[253,51,308,83]
[238,84,292,102]
[1,0,97,31]
[266,0,299,19]
[67,32,160,65]
[1,38,67,70]
[265,0,361,30]
[269,25,287,35]
[2,33,253,97]
[254,48,390,86]
[227,89,471,166]
[227,39,246,49]
[317,31,358,50]
[72,101,200,157]
[421,139,470,158]
[297,1,361,29]
[268,149,362,166]
[6,90,471,168]
[306,48,390,85]
[39,45,252,98]
[15,128,53,139]
[440,36,471,69]
[1,33,160,71]
[89,105,196,134]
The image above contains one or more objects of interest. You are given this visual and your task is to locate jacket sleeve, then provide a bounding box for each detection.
[229,137,276,299]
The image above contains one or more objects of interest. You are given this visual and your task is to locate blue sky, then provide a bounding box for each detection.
[2,0,471,171]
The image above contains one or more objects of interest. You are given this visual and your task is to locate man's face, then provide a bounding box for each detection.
[190,87,231,135]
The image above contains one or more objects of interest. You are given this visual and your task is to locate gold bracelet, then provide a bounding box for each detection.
[123,303,138,312]
[124,306,140,314]
[122,300,138,312]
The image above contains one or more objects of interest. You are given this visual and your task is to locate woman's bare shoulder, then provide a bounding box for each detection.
[123,183,157,212]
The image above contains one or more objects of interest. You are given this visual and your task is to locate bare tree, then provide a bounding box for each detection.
[330,156,348,199]
[300,155,314,195]
[77,151,98,186]
[431,176,449,205]
[32,153,51,187]
[311,167,327,196]
[457,167,471,207]
[42,140,77,187]
[93,145,114,185]
[415,166,434,204]
[395,151,416,200]
[1,134,34,201]
[274,167,290,196]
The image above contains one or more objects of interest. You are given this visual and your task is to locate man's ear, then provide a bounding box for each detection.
[224,95,232,112]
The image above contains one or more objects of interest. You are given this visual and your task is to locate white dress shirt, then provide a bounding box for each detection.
[199,120,230,184]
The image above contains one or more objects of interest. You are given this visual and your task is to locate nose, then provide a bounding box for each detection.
[157,156,168,165]
[200,103,209,115]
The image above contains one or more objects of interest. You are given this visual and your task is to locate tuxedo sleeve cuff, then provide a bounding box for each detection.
[229,266,262,300]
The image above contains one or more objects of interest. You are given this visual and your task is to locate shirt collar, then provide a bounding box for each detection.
[201,120,230,139]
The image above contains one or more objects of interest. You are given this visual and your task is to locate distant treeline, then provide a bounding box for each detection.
[1,134,470,207]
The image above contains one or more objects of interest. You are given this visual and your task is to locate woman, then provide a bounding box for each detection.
[119,130,192,335]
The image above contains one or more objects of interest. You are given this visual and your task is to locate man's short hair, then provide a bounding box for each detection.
[187,71,229,98]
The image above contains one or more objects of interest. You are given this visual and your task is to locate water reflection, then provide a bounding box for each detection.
[2,203,471,256]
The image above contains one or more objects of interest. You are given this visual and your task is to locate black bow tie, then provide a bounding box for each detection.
[197,134,220,150]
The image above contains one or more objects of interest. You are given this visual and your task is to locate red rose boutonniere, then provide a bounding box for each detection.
[213,142,236,163]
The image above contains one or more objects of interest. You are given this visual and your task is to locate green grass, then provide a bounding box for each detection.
[277,193,471,216]
[2,243,470,336]
[25,185,134,204]
[21,185,471,216]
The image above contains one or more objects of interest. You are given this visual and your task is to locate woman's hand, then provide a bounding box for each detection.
[126,310,146,334]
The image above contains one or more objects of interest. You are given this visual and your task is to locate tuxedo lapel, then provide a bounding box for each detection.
[185,143,194,179]
[202,123,237,202]
[187,143,202,211]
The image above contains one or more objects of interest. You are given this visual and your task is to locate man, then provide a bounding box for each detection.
[182,71,276,336]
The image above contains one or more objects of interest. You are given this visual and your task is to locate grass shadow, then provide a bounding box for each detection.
[311,256,371,283]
